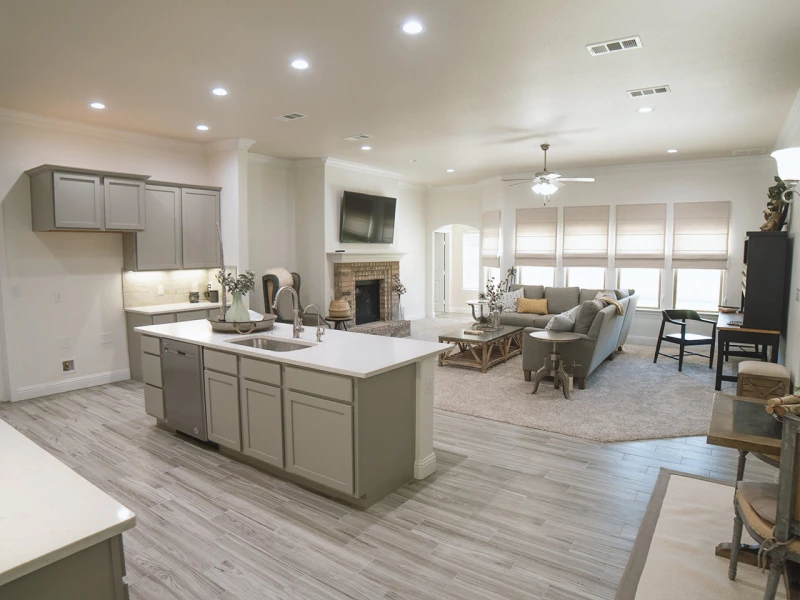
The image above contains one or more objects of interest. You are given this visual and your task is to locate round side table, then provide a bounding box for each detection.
[529,331,582,400]
[326,316,352,331]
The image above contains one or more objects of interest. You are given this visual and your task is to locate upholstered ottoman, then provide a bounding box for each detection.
[736,361,790,400]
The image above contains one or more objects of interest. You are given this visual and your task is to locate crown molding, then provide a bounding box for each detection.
[206,138,256,153]
[292,157,328,170]
[398,181,425,192]
[247,153,292,167]
[0,107,208,154]
[324,157,402,180]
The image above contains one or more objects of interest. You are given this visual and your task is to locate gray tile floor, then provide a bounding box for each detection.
[0,380,776,599]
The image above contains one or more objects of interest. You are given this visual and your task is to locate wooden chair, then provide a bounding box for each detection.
[729,412,800,598]
[653,309,716,371]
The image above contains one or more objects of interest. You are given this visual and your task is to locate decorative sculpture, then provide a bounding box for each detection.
[760,176,791,231]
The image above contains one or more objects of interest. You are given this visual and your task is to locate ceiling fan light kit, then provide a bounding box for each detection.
[502,143,595,202]
[532,181,559,196]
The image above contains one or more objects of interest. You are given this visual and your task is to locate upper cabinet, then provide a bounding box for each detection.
[181,188,221,269]
[27,165,148,232]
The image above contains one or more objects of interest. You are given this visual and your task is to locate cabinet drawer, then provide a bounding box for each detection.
[143,384,165,420]
[240,357,281,386]
[152,313,176,325]
[285,367,353,403]
[142,353,162,388]
[285,391,353,495]
[177,310,209,322]
[204,348,237,375]
[141,335,160,355]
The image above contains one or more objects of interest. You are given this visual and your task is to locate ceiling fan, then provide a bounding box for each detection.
[503,143,595,200]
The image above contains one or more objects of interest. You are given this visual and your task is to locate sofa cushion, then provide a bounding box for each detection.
[579,288,604,304]
[518,298,548,314]
[500,287,524,313]
[574,300,603,335]
[545,287,580,314]
[498,312,538,327]
[615,288,630,299]
[510,284,545,299]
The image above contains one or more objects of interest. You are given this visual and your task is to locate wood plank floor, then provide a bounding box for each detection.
[0,381,776,599]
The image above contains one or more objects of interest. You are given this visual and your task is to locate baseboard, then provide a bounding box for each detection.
[414,452,437,479]
[13,368,131,402]
[405,312,426,321]
[626,336,657,346]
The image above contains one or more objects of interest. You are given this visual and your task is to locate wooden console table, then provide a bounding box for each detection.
[438,326,523,373]
[715,312,780,391]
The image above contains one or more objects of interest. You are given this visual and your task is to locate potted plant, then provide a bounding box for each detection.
[393,275,407,320]
[217,269,256,322]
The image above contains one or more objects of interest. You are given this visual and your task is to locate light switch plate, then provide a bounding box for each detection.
[11,286,21,297]
[158,285,164,296]
[795,288,799,302]
[101,333,113,345]
[54,291,63,303]
[191,282,198,292]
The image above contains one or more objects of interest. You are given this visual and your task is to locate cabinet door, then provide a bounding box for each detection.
[181,188,221,268]
[144,384,165,420]
[241,379,283,467]
[176,310,209,322]
[135,186,182,270]
[104,178,145,230]
[53,172,103,229]
[204,370,241,450]
[152,313,176,325]
[285,391,353,494]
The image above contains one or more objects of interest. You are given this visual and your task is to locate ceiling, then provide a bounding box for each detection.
[1,0,799,185]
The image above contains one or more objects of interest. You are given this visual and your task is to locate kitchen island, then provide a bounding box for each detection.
[0,418,135,599]
[134,319,451,507]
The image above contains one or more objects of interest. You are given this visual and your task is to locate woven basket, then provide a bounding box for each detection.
[328,298,351,318]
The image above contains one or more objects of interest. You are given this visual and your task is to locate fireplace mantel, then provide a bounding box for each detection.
[327,251,407,264]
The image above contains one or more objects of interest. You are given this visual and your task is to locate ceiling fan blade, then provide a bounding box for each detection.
[509,181,533,187]
[501,178,534,182]
[544,172,561,180]
[557,177,596,183]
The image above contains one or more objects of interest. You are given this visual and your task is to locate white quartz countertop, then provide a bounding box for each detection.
[0,418,136,586]
[125,301,221,315]
[135,320,452,379]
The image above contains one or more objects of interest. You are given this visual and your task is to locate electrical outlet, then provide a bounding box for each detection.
[54,291,63,303]
[158,285,164,296]
[61,359,75,373]
[101,333,113,345]
[191,282,198,292]
[57,337,70,349]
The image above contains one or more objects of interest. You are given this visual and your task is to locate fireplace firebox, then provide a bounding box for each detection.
[355,280,381,324]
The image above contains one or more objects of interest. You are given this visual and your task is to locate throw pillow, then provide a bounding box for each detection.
[500,287,524,313]
[518,298,548,315]
[595,290,617,301]
[545,305,579,331]
[614,288,630,299]
[574,300,603,335]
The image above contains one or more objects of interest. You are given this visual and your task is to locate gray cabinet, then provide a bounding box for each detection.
[54,172,103,229]
[181,188,221,268]
[204,369,241,450]
[284,391,354,495]
[122,185,181,270]
[104,178,145,230]
[176,309,209,322]
[240,379,283,467]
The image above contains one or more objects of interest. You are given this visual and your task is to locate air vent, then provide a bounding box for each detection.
[344,134,372,141]
[587,36,642,56]
[733,148,766,157]
[626,85,671,98]
[274,112,307,122]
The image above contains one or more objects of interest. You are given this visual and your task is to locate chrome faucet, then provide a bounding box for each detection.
[273,286,303,338]
[303,304,326,342]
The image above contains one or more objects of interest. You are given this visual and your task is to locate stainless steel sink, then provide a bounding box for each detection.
[227,337,314,352]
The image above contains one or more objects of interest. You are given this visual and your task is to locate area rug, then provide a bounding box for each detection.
[617,469,785,599]
[433,342,740,442]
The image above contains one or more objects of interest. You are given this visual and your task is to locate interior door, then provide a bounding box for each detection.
[434,232,448,313]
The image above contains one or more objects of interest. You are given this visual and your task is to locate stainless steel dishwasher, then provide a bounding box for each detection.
[161,339,208,442]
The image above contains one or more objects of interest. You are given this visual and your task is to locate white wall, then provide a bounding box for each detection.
[293,160,327,311]
[447,224,480,312]
[0,113,209,401]
[247,156,295,313]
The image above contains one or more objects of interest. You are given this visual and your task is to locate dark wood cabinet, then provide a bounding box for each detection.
[741,231,788,331]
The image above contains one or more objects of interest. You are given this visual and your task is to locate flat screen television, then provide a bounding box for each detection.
[339,191,396,244]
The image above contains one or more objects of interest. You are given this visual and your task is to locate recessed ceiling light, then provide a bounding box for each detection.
[638,107,654,114]
[409,159,418,163]
[196,124,209,131]
[360,146,372,151]
[89,102,105,110]
[402,20,424,35]
[212,87,228,96]
[291,58,309,70]
[446,169,455,173]
[667,149,678,153]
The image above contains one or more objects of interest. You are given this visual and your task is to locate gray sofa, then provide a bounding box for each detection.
[497,285,639,389]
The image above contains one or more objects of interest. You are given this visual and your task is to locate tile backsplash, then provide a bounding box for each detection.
[122,269,225,307]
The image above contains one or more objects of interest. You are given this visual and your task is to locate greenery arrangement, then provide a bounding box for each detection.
[479,267,517,309]
[761,176,791,232]
[217,269,256,294]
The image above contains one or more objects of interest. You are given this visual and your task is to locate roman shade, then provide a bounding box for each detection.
[672,201,731,269]
[514,207,557,266]
[615,203,667,267]
[481,210,501,268]
[562,205,609,267]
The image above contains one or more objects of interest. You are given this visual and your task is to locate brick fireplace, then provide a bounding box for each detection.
[332,261,400,323]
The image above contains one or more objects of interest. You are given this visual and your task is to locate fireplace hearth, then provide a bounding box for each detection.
[355,280,381,324]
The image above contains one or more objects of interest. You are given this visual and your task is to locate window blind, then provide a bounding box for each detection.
[481,210,501,268]
[615,203,667,267]
[562,205,609,267]
[672,201,731,269]
[514,207,557,267]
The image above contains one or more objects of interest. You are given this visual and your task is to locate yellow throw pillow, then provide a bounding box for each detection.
[517,298,548,315]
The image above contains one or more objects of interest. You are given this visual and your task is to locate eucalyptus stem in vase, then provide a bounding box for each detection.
[217,270,256,323]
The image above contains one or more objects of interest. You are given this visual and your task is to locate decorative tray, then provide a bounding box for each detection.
[208,313,277,334]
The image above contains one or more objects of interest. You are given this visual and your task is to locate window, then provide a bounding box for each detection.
[674,269,723,312]
[615,203,667,267]
[462,231,480,291]
[481,211,501,268]
[517,266,555,287]
[484,266,500,286]
[672,201,731,269]
[566,267,606,289]
[514,207,558,266]
[618,268,661,309]
[562,205,609,267]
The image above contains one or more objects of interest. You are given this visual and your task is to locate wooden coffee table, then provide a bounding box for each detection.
[438,326,523,373]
